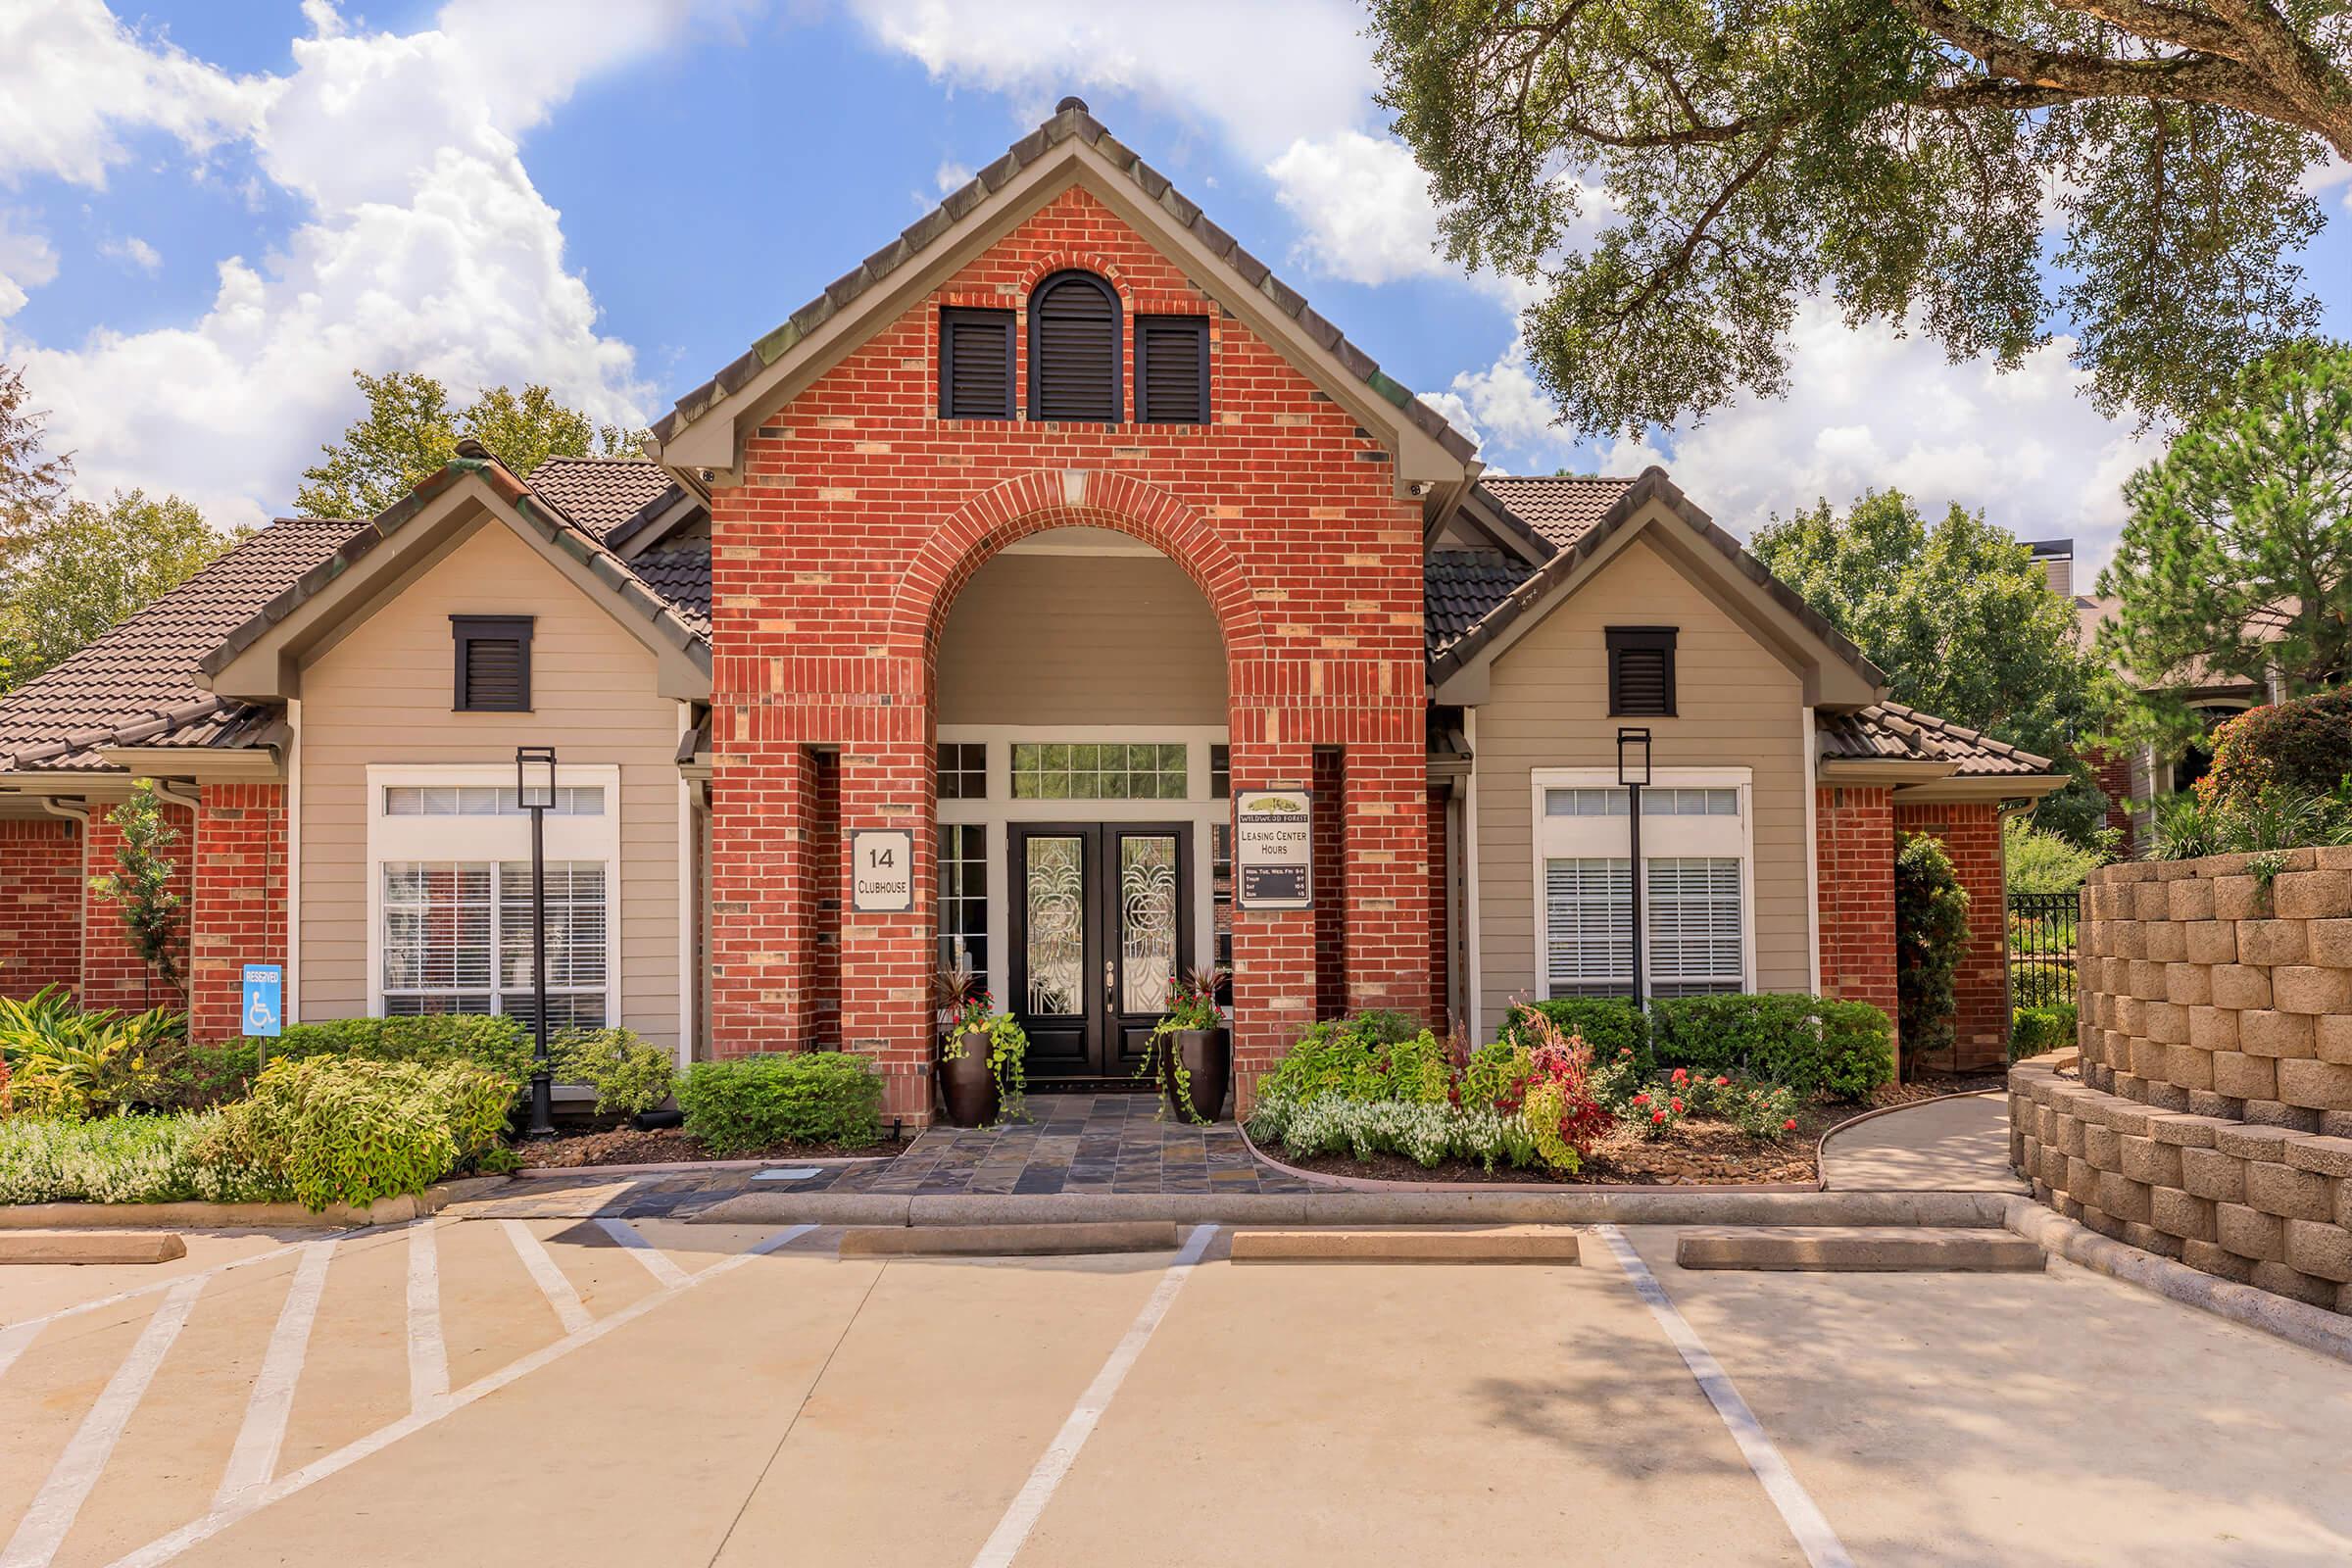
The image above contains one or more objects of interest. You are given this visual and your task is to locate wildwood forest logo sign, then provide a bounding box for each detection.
[1235,791,1312,910]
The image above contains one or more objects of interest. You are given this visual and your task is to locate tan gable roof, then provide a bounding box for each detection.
[1477,476,1638,549]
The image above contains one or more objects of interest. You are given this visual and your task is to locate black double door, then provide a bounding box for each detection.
[1008,821,1193,1082]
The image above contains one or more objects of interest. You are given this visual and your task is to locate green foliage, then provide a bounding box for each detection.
[1894,833,1971,1075]
[0,1112,285,1206]
[2147,784,2352,860]
[1367,3,2337,437]
[2011,961,2079,1009]
[2004,816,2106,894]
[0,987,180,1118]
[196,1055,514,1211]
[1253,1017,1455,1107]
[269,1012,532,1084]
[2100,343,2352,753]
[1460,1041,1535,1114]
[674,1053,884,1155]
[1251,1092,1538,1172]
[295,369,647,518]
[2010,1004,2080,1060]
[0,490,243,692]
[941,1014,1030,1123]
[1752,491,2107,840]
[1500,997,1651,1072]
[1647,994,1895,1100]
[151,1040,263,1111]
[549,1028,673,1118]
[0,358,71,564]
[1140,966,1228,1125]
[2202,691,2352,810]
[90,782,185,997]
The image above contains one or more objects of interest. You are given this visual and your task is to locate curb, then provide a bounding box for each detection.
[507,1154,893,1180]
[2001,1198,2352,1365]
[689,1189,2016,1229]
[0,1195,423,1231]
[841,1221,1181,1256]
[1229,1226,1583,1265]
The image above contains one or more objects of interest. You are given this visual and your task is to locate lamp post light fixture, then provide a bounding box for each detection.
[516,745,558,1139]
[1617,727,1651,1012]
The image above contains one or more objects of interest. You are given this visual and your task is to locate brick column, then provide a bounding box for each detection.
[707,708,817,1060]
[0,817,84,1000]
[1225,721,1315,1111]
[1895,801,2010,1072]
[81,798,194,1013]
[189,783,288,1042]
[1816,784,1897,1027]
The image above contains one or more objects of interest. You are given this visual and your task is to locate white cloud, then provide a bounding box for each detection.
[1264,131,1446,287]
[1443,341,1564,453]
[101,234,162,273]
[935,160,974,193]
[0,1,271,189]
[0,212,58,318]
[0,0,751,526]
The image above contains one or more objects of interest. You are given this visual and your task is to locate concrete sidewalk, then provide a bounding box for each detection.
[1819,1092,2027,1193]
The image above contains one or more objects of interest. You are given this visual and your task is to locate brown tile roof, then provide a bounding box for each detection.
[1477,476,1638,549]
[651,102,1476,464]
[627,548,710,640]
[526,456,686,543]
[1818,701,2055,777]
[1424,550,1532,659]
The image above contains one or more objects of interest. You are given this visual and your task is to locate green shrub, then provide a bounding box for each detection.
[1245,1088,1541,1173]
[197,1055,515,1211]
[151,1040,263,1111]
[2149,785,2352,860]
[1647,994,1895,1101]
[1253,1018,1452,1106]
[1895,832,1970,1076]
[1459,1041,1534,1112]
[0,988,181,1119]
[1499,997,1650,1073]
[0,1112,285,1205]
[2003,816,2105,894]
[2010,960,2079,1008]
[550,1028,674,1117]
[674,1053,883,1155]
[268,1013,532,1082]
[2010,1004,2079,1060]
[2202,691,2352,810]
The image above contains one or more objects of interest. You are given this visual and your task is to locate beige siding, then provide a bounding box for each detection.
[298,521,684,1049]
[937,551,1225,725]
[1472,534,1812,1028]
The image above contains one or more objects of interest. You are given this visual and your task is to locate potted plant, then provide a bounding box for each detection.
[935,959,1029,1127]
[1139,964,1230,1123]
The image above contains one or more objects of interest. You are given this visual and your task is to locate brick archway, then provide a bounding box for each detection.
[889,470,1267,660]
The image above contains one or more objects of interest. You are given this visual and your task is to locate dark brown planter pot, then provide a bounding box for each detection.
[938,1030,1001,1128]
[1161,1027,1231,1122]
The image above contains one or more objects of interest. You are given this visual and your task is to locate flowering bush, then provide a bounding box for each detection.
[1513,1013,1613,1172]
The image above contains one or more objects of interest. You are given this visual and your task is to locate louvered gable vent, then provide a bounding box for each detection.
[1605,627,1677,717]
[452,615,533,712]
[1028,271,1120,422]
[1137,315,1208,424]
[940,308,1014,418]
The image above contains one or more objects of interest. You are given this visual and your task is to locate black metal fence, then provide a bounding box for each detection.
[2008,891,2081,1008]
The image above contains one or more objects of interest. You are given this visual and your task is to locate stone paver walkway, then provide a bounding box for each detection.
[1819,1091,2027,1193]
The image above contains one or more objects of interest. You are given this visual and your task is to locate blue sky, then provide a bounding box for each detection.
[2,0,2347,573]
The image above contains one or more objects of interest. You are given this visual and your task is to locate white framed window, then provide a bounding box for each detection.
[1532,767,1753,1000]
[367,764,620,1026]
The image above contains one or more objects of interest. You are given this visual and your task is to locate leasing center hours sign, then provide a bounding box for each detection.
[1235,790,1313,910]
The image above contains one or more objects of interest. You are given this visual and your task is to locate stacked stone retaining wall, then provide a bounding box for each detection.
[2012,849,2352,1314]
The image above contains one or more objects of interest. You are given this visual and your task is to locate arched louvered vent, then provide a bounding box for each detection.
[1028,271,1121,422]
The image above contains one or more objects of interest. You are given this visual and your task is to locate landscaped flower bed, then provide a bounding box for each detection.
[1245,997,1901,1187]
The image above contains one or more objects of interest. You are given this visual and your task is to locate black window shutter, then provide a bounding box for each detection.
[940,308,1014,418]
[1605,627,1677,717]
[1136,315,1208,424]
[1028,272,1120,422]
[452,615,533,712]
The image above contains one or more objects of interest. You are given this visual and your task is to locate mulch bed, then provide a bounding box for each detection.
[512,1127,895,1169]
[1262,1072,2008,1188]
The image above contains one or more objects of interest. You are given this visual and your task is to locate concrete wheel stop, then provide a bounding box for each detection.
[1675,1226,2044,1272]
[838,1221,1183,1256]
[1229,1226,1582,1264]
[0,1231,188,1266]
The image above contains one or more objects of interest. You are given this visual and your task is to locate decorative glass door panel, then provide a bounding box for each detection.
[1008,822,1193,1081]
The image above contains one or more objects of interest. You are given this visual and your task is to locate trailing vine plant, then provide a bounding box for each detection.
[1893,831,1970,1082]
[89,781,185,1005]
[1137,965,1228,1124]
[936,957,1029,1122]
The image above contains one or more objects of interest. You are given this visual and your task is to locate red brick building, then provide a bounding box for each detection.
[0,103,2058,1107]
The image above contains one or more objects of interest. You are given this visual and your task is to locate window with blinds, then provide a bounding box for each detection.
[1028,271,1121,422]
[1544,858,1633,998]
[1644,857,1744,996]
[1606,626,1677,717]
[451,615,532,712]
[380,859,608,1026]
[939,307,1014,418]
[1136,315,1208,423]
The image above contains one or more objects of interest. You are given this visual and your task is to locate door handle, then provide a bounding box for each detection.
[1103,958,1116,1012]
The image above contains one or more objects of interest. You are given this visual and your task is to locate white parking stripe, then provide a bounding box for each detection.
[405,1220,448,1412]
[969,1223,1217,1568]
[105,1224,816,1568]
[0,1276,206,1568]
[1595,1226,1855,1568]
[213,1240,336,1509]
[501,1221,593,1335]
[594,1218,691,1289]
[1,1229,404,1340]
[0,1320,40,1381]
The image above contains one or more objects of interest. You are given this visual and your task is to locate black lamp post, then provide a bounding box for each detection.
[1618,727,1651,1011]
[516,745,558,1139]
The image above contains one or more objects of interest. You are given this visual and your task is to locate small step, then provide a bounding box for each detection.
[1675,1227,2043,1273]
[1230,1227,1581,1265]
[0,1231,187,1266]
[838,1221,1181,1257]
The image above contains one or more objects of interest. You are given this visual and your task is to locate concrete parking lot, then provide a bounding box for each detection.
[3,1214,2349,1568]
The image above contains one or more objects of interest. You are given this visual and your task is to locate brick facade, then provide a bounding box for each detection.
[0,817,82,1001]
[1894,801,2010,1072]
[80,799,194,1014]
[189,783,288,1042]
[2086,743,2137,857]
[703,188,1429,1120]
[1815,785,1896,1025]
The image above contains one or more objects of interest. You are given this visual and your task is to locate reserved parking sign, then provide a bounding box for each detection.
[241,964,282,1038]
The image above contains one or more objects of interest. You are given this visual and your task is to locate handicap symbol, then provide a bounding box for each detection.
[246,995,277,1032]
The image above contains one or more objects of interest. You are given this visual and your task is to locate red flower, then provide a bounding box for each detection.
[1650,1109,1667,1124]
[1671,1068,1689,1084]
[1783,1118,1798,1131]
[1669,1098,1684,1112]
[1632,1093,1650,1106]
[1714,1075,1730,1087]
